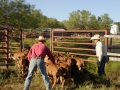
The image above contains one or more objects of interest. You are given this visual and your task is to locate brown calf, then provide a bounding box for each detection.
[11,51,29,78]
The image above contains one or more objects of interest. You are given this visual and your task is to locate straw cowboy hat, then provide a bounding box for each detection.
[90,34,100,40]
[35,36,46,42]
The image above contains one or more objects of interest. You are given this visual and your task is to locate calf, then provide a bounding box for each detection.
[71,55,85,71]
[17,55,29,78]
[11,51,29,78]
[44,55,66,89]
[45,62,63,89]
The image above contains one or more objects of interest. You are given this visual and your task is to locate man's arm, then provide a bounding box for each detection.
[27,48,32,61]
[46,47,55,64]
[96,44,102,62]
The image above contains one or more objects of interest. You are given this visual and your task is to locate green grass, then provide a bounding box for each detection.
[0,61,120,90]
[0,37,120,90]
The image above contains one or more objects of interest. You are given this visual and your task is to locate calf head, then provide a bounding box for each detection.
[10,52,27,60]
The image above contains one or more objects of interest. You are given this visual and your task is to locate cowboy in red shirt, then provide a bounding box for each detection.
[23,36,55,90]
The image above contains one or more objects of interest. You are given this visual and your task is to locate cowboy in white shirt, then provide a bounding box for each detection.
[91,34,108,76]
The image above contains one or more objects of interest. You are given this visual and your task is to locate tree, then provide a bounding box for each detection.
[88,15,99,30]
[0,0,35,29]
[64,10,92,30]
[0,0,65,30]
[63,10,113,31]
[97,13,113,30]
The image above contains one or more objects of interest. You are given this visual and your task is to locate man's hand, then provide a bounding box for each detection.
[97,61,101,66]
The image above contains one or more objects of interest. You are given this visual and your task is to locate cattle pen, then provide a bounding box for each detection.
[1,28,120,66]
[1,29,120,90]
[51,30,108,62]
[1,28,120,68]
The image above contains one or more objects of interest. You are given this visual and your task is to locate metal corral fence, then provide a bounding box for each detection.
[0,26,24,68]
[0,28,52,68]
[104,35,120,61]
[51,30,108,62]
[0,26,10,68]
[2,28,116,68]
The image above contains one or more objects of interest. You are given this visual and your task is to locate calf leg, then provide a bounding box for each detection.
[60,76,65,89]
[51,75,57,89]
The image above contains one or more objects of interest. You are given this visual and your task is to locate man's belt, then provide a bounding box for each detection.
[32,57,43,59]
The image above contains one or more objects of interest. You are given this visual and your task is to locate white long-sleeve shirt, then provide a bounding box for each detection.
[95,41,107,62]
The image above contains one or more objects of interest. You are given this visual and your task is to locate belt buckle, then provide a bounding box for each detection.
[36,57,41,59]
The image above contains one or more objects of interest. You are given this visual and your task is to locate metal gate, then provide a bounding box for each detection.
[0,26,10,68]
[51,30,108,62]
[0,26,23,69]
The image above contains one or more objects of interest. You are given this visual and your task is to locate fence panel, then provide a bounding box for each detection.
[104,35,120,61]
[0,26,9,68]
[52,30,108,62]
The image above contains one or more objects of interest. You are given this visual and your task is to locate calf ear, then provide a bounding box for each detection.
[24,51,28,55]
[11,53,14,56]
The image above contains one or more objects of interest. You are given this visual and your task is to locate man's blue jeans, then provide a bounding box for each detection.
[98,56,108,76]
[23,58,51,90]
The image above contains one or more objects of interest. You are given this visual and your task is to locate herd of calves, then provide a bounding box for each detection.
[11,51,85,89]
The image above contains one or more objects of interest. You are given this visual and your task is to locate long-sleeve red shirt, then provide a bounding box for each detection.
[27,42,55,63]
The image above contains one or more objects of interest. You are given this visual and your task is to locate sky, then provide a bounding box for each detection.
[25,0,120,22]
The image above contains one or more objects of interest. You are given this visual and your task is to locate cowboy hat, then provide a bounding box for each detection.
[35,36,46,42]
[90,34,100,40]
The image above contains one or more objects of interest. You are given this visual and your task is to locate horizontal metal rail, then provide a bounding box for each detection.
[0,34,7,36]
[0,52,7,54]
[53,41,95,45]
[107,52,120,56]
[53,36,106,39]
[104,35,120,38]
[109,57,120,62]
[10,47,20,49]
[0,58,8,60]
[84,59,97,62]
[53,36,91,38]
[0,47,8,49]
[11,43,20,44]
[0,41,7,42]
[53,30,107,33]
[53,51,96,57]
[54,46,95,51]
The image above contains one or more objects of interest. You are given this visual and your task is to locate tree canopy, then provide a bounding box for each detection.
[0,0,119,31]
[62,10,114,31]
